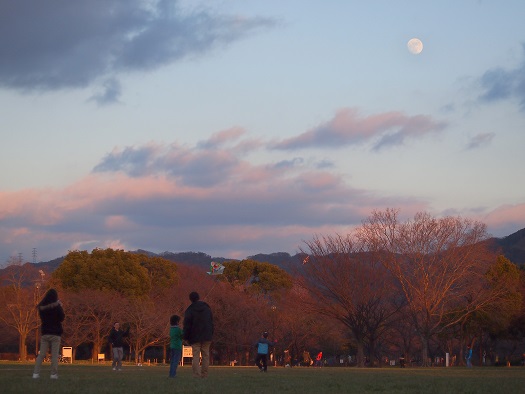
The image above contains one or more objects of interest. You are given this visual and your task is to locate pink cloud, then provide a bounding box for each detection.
[272,108,446,150]
[294,171,341,191]
[5,130,519,263]
[482,203,525,236]
[198,127,246,148]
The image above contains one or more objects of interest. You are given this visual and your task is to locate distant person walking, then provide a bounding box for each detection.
[183,292,214,378]
[169,315,183,378]
[254,332,273,372]
[109,322,129,371]
[32,288,65,379]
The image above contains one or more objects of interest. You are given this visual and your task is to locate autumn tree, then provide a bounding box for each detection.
[124,297,165,363]
[210,282,264,365]
[209,260,293,365]
[132,256,180,362]
[357,209,492,366]
[53,249,151,296]
[140,255,179,294]
[481,255,522,332]
[61,289,127,360]
[277,287,331,365]
[494,269,525,362]
[454,255,522,364]
[295,234,399,367]
[0,261,42,360]
[221,259,293,299]
[53,249,179,361]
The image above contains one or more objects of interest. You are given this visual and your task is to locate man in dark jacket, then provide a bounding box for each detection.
[183,291,214,378]
[32,288,65,379]
[109,322,130,371]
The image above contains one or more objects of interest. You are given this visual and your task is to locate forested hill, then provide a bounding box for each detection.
[492,227,525,266]
[25,250,302,275]
[4,227,525,276]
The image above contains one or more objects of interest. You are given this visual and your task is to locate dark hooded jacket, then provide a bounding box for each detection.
[109,326,130,348]
[183,300,214,344]
[38,289,65,336]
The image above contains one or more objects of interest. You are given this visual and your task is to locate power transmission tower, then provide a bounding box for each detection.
[32,248,37,264]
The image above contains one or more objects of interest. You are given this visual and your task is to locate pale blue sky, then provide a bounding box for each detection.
[1,0,524,262]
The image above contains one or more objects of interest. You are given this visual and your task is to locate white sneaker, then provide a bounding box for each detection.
[50,374,58,379]
[113,367,116,370]
[32,373,39,379]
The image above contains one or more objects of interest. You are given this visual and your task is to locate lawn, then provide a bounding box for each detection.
[1,362,524,394]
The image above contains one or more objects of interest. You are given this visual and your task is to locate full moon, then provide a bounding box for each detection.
[407,38,423,55]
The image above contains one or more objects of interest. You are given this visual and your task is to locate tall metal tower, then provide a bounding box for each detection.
[32,248,37,264]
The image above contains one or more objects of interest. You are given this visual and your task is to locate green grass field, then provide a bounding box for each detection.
[1,362,525,394]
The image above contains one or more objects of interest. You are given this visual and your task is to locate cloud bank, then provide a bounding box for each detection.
[1,105,519,262]
[0,0,274,102]
[2,108,443,261]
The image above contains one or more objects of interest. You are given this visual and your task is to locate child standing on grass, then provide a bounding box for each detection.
[169,315,183,378]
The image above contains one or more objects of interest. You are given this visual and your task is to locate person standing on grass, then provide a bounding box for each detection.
[254,332,273,372]
[169,315,183,378]
[315,351,323,367]
[32,288,65,380]
[399,354,406,368]
[284,349,292,367]
[465,345,473,368]
[183,292,214,378]
[302,350,312,367]
[109,322,129,371]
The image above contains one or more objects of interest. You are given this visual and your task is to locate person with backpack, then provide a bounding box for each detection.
[254,331,273,372]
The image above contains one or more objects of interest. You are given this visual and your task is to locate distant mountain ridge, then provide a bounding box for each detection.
[492,227,525,266]
[5,228,525,276]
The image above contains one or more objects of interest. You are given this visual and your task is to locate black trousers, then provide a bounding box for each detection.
[256,353,268,371]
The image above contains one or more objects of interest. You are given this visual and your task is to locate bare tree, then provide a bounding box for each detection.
[0,260,41,360]
[125,296,167,363]
[278,287,322,365]
[62,289,125,361]
[357,209,492,366]
[295,233,399,367]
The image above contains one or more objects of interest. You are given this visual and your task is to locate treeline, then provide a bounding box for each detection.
[1,209,524,367]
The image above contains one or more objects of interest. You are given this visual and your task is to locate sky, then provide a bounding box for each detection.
[1,0,525,263]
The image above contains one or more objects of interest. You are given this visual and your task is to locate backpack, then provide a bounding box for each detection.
[257,342,269,355]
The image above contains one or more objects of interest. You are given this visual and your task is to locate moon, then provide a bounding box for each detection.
[407,38,423,55]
